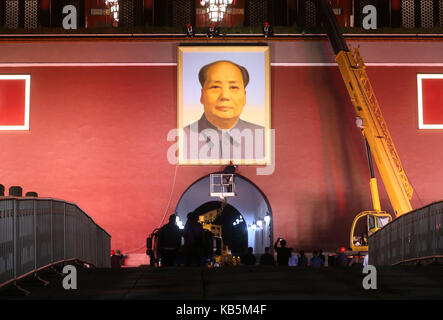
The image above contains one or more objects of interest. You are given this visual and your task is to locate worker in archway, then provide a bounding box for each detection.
[183,212,204,266]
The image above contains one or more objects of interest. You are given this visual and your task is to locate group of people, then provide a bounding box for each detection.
[229,239,330,268]
[156,212,210,267]
[156,213,353,268]
[240,246,284,266]
[270,238,325,267]
[184,22,273,38]
[241,238,351,268]
[274,238,354,268]
[183,22,219,38]
[238,241,326,267]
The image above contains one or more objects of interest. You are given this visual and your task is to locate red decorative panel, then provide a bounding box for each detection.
[0,76,30,130]
[418,74,443,129]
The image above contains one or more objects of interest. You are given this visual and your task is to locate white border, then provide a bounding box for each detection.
[417,74,443,129]
[0,75,30,130]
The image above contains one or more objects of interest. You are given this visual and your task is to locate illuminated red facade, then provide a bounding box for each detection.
[1,38,443,265]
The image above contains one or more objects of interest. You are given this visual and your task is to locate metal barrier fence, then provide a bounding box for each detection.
[369,200,443,266]
[0,197,111,287]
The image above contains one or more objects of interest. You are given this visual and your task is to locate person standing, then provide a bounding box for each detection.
[335,247,350,267]
[259,247,275,266]
[184,23,194,37]
[183,212,204,266]
[309,251,324,267]
[242,247,257,266]
[110,250,122,269]
[363,254,369,267]
[298,250,308,267]
[318,249,326,265]
[288,248,299,267]
[274,238,291,266]
[157,214,182,267]
[262,21,274,37]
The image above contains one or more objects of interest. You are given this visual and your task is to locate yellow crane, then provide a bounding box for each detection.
[198,199,238,266]
[318,0,414,252]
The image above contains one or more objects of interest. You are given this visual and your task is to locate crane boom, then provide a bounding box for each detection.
[318,0,413,217]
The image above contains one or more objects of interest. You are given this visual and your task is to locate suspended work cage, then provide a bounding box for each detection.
[210,173,236,199]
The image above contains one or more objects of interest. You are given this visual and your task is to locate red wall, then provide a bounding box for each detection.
[1,64,442,256]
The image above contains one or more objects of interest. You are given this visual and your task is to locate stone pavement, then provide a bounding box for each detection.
[1,264,443,300]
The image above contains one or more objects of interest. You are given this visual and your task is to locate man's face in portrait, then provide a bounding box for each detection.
[200,62,247,130]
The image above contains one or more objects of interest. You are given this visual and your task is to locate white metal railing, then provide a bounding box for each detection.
[0,197,111,288]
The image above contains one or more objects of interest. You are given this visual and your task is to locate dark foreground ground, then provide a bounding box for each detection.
[1,264,443,301]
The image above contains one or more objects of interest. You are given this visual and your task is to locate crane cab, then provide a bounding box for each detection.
[350,211,392,252]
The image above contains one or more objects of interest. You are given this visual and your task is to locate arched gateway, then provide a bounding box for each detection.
[175,173,274,255]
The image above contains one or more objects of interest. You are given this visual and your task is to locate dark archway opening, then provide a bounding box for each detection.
[193,201,248,256]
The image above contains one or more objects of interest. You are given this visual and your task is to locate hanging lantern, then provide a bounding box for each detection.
[105,0,119,22]
[200,0,234,23]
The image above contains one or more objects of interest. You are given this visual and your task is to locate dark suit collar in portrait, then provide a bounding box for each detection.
[196,114,243,148]
[183,113,266,162]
